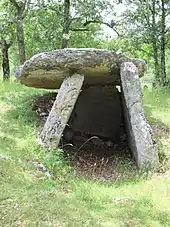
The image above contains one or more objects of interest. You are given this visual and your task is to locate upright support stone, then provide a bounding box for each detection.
[120,62,158,168]
[39,74,84,149]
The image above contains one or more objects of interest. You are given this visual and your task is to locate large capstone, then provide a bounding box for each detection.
[16,48,146,89]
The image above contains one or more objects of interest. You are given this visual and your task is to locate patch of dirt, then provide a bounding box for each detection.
[62,139,136,181]
[33,92,57,122]
[33,92,137,180]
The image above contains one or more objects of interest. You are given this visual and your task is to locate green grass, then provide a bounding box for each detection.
[0,82,170,226]
[143,88,170,171]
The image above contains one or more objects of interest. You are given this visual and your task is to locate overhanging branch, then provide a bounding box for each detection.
[70,28,89,32]
[83,20,119,36]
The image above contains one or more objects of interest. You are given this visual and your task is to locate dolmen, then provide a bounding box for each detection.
[16,48,158,169]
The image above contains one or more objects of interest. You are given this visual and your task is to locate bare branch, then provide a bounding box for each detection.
[83,20,119,36]
[70,28,90,32]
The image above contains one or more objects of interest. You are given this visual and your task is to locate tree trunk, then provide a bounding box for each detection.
[1,39,11,81]
[61,0,70,49]
[17,7,26,64]
[152,42,161,87]
[151,0,161,87]
[9,0,26,64]
[160,0,166,86]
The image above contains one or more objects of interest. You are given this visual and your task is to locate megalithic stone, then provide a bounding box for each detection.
[120,62,158,169]
[15,48,146,89]
[39,74,84,149]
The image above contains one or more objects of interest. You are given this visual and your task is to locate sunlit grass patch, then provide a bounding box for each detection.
[143,89,170,127]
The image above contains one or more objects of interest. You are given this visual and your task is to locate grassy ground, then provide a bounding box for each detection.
[0,82,170,227]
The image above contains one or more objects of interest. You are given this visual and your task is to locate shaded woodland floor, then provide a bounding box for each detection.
[0,82,170,226]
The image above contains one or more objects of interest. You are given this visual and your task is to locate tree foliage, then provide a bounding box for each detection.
[0,0,170,87]
[119,0,170,86]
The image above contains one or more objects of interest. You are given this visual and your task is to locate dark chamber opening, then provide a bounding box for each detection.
[62,84,133,158]
[63,84,127,147]
[34,86,135,180]
[61,85,135,180]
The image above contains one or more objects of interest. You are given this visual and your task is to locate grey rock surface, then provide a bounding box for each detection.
[120,62,158,168]
[16,48,146,89]
[39,73,84,149]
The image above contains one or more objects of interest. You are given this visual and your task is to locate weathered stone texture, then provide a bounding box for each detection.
[39,74,84,149]
[16,48,146,89]
[120,62,158,168]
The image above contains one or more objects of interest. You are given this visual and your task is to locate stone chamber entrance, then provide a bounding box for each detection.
[62,84,133,179]
[63,85,124,145]
[17,48,158,176]
[35,85,133,180]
